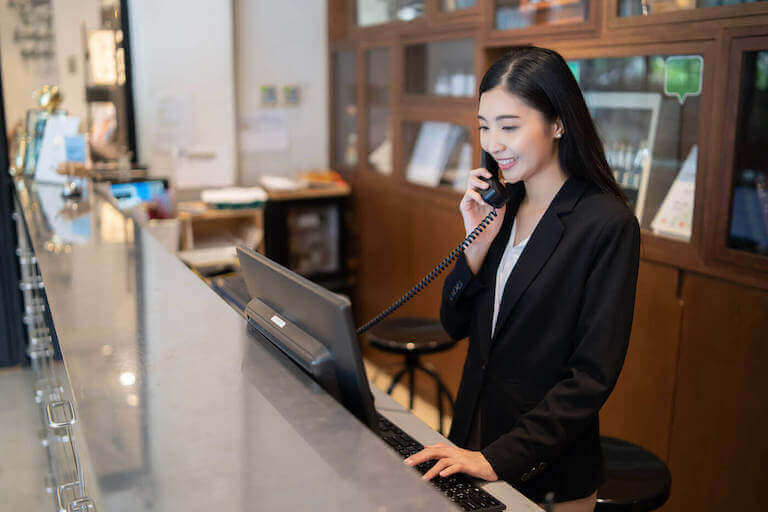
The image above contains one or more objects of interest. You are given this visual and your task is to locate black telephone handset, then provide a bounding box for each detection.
[478,150,510,208]
[356,150,509,335]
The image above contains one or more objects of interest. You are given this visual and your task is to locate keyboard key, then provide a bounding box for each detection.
[376,413,505,512]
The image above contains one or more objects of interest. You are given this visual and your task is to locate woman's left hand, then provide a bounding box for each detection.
[404,443,499,482]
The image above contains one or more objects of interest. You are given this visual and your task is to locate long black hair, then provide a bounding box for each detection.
[479,46,629,207]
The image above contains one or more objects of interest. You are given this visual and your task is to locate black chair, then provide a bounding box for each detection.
[366,317,458,434]
[596,437,671,511]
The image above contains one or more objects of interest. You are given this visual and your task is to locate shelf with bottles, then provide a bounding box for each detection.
[403,38,476,99]
[566,51,705,243]
[401,120,473,193]
[332,49,359,173]
[355,0,425,27]
[440,0,477,12]
[493,0,590,31]
[616,0,768,18]
[608,0,768,28]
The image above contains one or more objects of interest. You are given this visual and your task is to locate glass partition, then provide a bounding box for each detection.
[618,0,767,18]
[403,121,472,191]
[495,0,589,30]
[332,50,358,170]
[366,47,392,175]
[357,0,425,27]
[569,54,703,242]
[404,39,475,97]
[727,50,768,256]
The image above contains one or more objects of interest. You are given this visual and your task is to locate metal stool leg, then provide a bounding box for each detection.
[386,367,409,395]
[415,364,455,409]
[408,365,415,410]
[413,363,455,435]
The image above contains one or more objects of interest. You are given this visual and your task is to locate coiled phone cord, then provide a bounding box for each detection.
[356,208,499,336]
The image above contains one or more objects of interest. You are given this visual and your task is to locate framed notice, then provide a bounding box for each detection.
[583,91,662,225]
[88,30,118,85]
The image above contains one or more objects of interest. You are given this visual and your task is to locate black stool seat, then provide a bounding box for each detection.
[367,317,457,354]
[596,437,671,511]
[366,318,457,434]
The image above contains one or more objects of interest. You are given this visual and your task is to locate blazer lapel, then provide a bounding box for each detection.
[490,177,589,345]
[474,183,524,356]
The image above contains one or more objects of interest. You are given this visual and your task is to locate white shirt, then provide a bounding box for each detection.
[491,218,530,338]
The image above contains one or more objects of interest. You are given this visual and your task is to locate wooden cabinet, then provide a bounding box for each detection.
[330,2,768,510]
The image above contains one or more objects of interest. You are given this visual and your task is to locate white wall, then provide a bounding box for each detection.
[51,0,100,127]
[128,0,237,185]
[1,0,97,132]
[234,0,329,185]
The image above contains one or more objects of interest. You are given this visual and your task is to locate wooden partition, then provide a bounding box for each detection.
[329,2,768,510]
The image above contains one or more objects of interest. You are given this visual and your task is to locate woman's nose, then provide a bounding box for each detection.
[489,138,506,154]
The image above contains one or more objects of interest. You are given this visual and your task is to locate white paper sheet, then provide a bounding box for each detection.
[35,115,81,184]
[239,110,290,152]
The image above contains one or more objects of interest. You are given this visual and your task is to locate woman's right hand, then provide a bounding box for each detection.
[460,168,506,274]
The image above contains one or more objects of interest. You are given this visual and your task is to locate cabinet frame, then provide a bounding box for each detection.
[331,0,768,292]
[707,27,768,273]
[606,0,768,31]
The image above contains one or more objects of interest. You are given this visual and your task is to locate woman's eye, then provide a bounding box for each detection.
[502,126,518,131]
[478,126,488,131]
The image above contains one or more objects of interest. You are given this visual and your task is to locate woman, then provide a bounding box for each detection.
[404,46,641,511]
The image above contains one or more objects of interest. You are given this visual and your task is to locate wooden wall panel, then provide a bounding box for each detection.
[355,183,412,323]
[599,261,682,463]
[665,274,768,511]
[404,194,470,398]
[357,191,471,402]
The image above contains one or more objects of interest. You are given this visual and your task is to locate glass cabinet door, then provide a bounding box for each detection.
[356,0,425,26]
[569,53,704,242]
[441,0,477,11]
[403,121,472,191]
[332,50,358,170]
[618,0,767,18]
[495,0,589,30]
[727,50,768,256]
[404,39,475,97]
[366,47,392,175]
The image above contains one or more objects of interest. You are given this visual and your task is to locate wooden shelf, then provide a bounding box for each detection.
[329,3,768,512]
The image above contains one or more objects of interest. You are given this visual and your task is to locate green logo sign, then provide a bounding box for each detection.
[568,61,581,83]
[664,56,703,104]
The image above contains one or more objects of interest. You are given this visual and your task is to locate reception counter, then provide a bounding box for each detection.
[10,179,537,511]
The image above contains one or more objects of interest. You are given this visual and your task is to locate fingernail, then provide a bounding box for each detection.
[421,475,428,480]
[403,459,411,465]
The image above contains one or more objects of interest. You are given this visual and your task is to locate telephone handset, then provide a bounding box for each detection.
[478,150,510,208]
[356,151,510,335]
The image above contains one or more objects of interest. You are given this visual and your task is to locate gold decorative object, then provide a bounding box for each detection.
[35,85,63,113]
[9,127,28,177]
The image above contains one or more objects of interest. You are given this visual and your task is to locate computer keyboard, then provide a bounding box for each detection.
[376,413,506,511]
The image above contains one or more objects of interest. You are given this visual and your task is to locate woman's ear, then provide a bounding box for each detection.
[553,118,564,139]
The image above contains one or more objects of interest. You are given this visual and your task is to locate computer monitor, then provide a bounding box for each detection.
[237,245,377,430]
[110,180,166,210]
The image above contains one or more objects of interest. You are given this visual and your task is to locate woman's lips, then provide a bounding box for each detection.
[497,157,518,171]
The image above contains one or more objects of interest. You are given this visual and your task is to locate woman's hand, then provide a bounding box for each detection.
[460,167,506,274]
[404,442,499,482]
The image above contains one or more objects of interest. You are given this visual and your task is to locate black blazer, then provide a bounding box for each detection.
[441,177,640,503]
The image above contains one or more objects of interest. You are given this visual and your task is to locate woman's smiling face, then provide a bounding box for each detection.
[478,86,562,183]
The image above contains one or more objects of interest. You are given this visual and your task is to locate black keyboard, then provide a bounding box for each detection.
[376,413,506,511]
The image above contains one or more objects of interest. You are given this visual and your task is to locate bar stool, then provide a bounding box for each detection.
[366,317,457,434]
[596,437,671,511]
